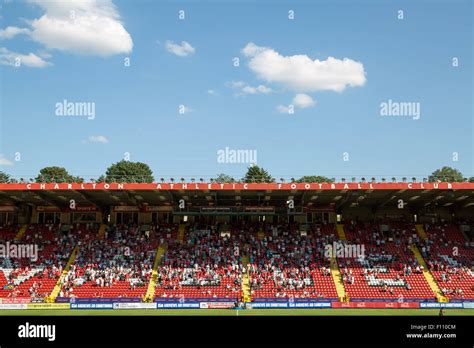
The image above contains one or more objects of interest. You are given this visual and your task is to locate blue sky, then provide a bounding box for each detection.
[0,0,472,180]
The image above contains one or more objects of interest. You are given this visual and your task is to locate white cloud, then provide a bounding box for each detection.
[242,42,267,57]
[277,94,316,114]
[242,85,272,95]
[0,47,51,68]
[292,93,316,108]
[228,81,246,89]
[88,135,108,143]
[227,80,273,95]
[165,40,195,57]
[0,26,31,39]
[0,155,13,166]
[242,42,366,93]
[1,0,132,57]
[276,105,291,113]
[207,89,218,96]
[37,50,52,59]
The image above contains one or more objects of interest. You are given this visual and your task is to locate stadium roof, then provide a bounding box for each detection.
[0,182,473,211]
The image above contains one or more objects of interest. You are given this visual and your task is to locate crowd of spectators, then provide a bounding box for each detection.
[60,224,155,298]
[247,223,337,298]
[155,228,242,298]
[1,224,75,298]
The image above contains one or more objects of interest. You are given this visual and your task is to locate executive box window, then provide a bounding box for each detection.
[71,212,97,223]
[0,212,18,225]
[116,212,138,224]
[38,212,60,224]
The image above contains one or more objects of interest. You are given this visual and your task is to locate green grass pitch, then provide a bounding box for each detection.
[1,309,473,316]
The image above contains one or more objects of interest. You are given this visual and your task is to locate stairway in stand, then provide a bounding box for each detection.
[14,224,29,241]
[97,224,107,240]
[144,244,167,302]
[46,245,80,302]
[177,224,186,243]
[336,223,346,241]
[415,224,428,240]
[330,256,348,302]
[410,244,448,302]
[241,253,252,302]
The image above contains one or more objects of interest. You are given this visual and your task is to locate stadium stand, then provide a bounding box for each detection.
[0,219,472,302]
[338,220,440,300]
[59,224,157,298]
[247,223,339,299]
[423,222,474,300]
[154,226,243,299]
[0,224,73,300]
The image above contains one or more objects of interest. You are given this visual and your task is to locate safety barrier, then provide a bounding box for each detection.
[0,299,472,310]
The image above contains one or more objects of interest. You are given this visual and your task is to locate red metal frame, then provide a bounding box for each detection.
[0,182,472,191]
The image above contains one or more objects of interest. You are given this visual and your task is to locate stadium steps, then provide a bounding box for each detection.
[330,256,349,302]
[46,245,80,302]
[409,244,449,302]
[241,254,250,267]
[415,224,428,240]
[144,244,167,302]
[241,254,251,302]
[14,224,29,241]
[336,224,346,241]
[177,224,186,243]
[458,226,469,241]
[97,223,107,239]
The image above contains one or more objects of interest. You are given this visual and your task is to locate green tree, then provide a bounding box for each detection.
[428,166,464,182]
[469,177,474,183]
[35,167,83,183]
[296,175,334,183]
[0,171,11,183]
[214,173,235,183]
[96,175,106,183]
[104,160,154,183]
[243,165,273,183]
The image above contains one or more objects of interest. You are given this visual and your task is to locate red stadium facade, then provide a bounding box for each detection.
[1,182,473,191]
